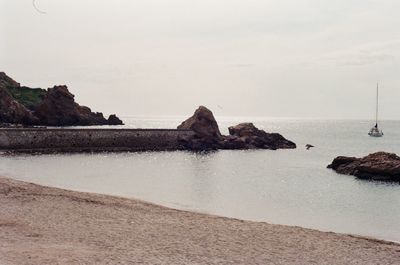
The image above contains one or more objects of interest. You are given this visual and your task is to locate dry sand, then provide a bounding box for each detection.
[0,176,399,265]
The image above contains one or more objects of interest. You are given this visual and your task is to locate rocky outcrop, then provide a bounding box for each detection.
[328,152,400,182]
[178,106,296,151]
[178,106,222,138]
[223,123,296,150]
[35,85,110,126]
[177,106,223,150]
[0,72,123,126]
[0,79,38,125]
[0,72,20,88]
[107,114,124,125]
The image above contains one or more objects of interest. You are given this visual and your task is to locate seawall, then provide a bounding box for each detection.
[0,128,195,153]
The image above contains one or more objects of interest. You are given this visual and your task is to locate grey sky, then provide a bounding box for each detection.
[1,0,400,119]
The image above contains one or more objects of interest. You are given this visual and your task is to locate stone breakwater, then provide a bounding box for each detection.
[0,128,195,153]
[0,105,297,153]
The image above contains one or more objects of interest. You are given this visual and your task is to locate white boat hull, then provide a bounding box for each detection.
[368,128,383,137]
[369,84,384,137]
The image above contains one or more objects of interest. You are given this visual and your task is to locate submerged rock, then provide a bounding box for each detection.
[328,152,400,182]
[178,106,296,151]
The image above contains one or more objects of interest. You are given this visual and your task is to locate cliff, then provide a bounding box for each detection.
[0,72,123,126]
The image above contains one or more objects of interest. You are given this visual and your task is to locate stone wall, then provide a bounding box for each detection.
[0,128,195,153]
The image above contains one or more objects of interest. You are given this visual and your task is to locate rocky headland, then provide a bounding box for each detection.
[0,72,123,126]
[328,152,400,182]
[178,106,296,150]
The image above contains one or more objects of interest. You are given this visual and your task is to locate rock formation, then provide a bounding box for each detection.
[107,114,124,126]
[0,74,38,125]
[0,86,38,125]
[178,106,296,151]
[224,123,296,150]
[327,152,400,182]
[34,85,122,126]
[178,106,222,138]
[177,106,223,150]
[0,72,20,88]
[0,72,123,126]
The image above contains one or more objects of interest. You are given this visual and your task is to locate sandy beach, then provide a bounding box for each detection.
[0,176,399,265]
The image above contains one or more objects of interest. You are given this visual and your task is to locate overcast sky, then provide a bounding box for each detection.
[1,0,400,119]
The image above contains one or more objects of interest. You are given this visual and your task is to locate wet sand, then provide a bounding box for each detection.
[0,176,399,265]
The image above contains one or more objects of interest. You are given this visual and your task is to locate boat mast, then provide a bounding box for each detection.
[376,83,379,127]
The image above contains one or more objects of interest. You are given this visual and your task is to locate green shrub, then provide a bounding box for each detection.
[6,86,47,110]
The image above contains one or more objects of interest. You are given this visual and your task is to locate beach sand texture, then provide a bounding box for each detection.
[0,176,399,265]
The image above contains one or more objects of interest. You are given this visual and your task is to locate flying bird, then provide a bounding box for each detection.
[305,144,314,150]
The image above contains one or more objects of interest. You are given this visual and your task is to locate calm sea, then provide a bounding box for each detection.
[1,117,400,242]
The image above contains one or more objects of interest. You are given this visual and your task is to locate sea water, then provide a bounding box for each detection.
[1,117,400,242]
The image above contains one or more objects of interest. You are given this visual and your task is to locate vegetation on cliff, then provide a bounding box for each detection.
[5,86,46,110]
[0,72,123,126]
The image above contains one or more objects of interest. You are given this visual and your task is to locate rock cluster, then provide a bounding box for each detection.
[0,72,123,126]
[224,123,296,150]
[178,106,296,151]
[328,152,400,182]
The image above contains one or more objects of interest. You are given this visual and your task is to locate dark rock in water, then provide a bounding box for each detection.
[178,106,222,139]
[107,114,124,125]
[178,106,296,151]
[177,106,222,150]
[219,135,249,150]
[328,152,400,182]
[226,123,296,150]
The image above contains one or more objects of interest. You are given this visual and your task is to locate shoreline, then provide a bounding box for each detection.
[1,176,399,264]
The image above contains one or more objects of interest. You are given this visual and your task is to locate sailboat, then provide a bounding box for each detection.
[368,84,384,137]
